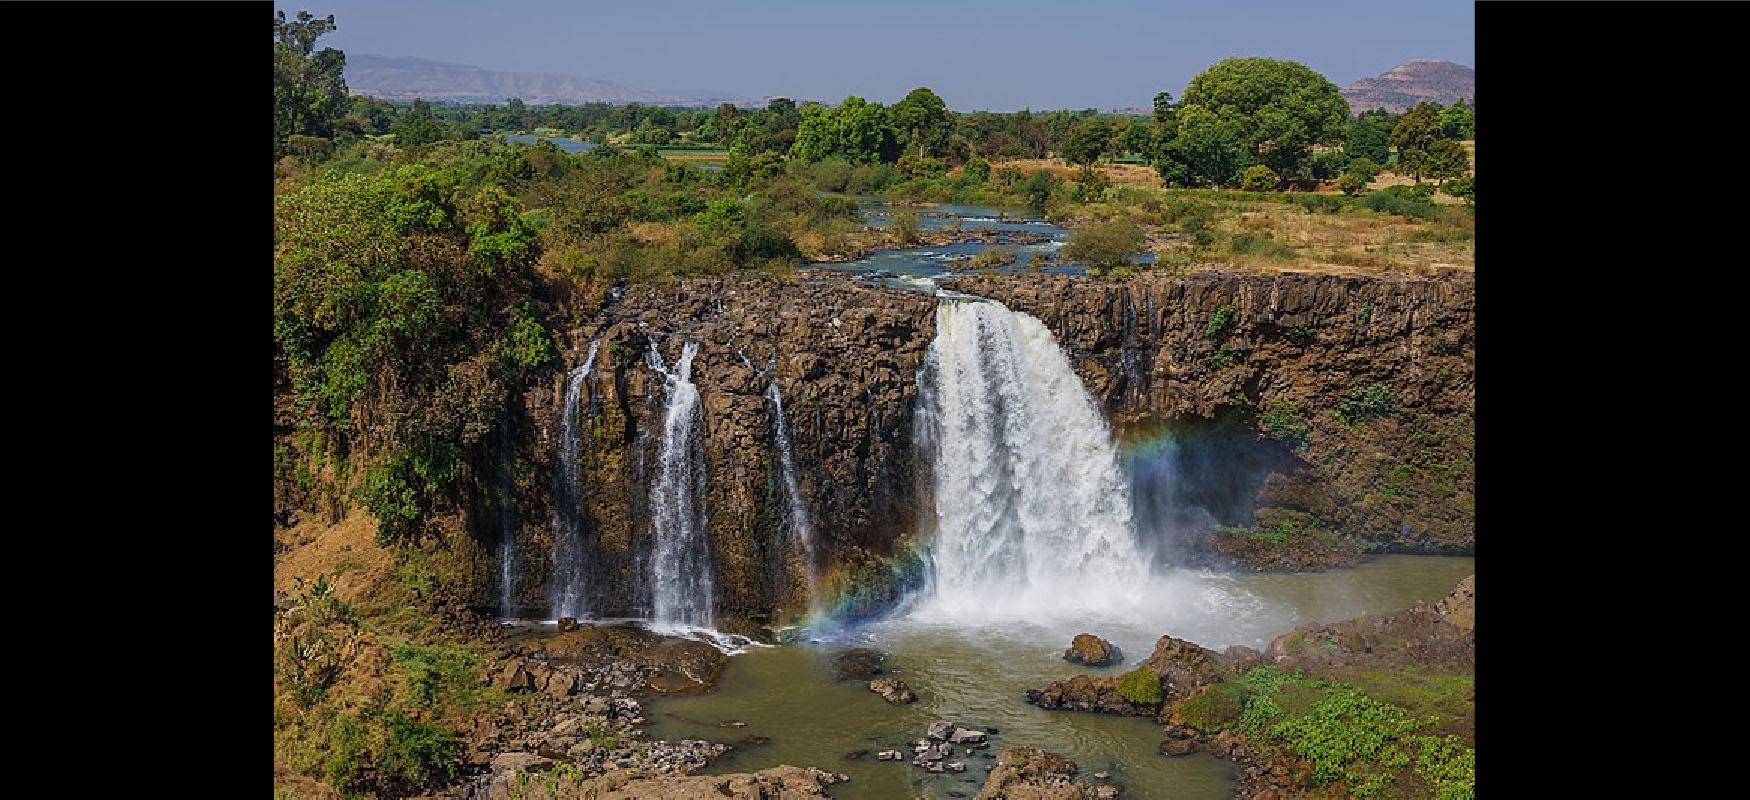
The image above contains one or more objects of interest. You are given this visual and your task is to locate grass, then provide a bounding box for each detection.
[1117,667,1165,705]
[1217,666,1475,800]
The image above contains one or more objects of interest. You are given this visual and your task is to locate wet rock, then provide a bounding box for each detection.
[950,728,988,745]
[927,720,956,741]
[1063,634,1123,667]
[947,762,967,773]
[1436,574,1475,630]
[557,617,582,633]
[1140,635,1224,701]
[836,648,889,681]
[1026,675,1151,716]
[869,677,918,705]
[975,747,1119,799]
[877,749,904,761]
[1158,738,1195,756]
[500,660,538,693]
[843,749,869,760]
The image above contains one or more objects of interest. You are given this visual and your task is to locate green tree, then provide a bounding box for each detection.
[1172,105,1248,187]
[1440,100,1475,140]
[274,10,351,158]
[1152,91,1177,129]
[1345,111,1394,167]
[1177,57,1349,181]
[790,96,898,164]
[1422,139,1471,184]
[275,167,546,542]
[1062,123,1112,166]
[393,99,446,147]
[1390,102,1445,182]
[891,87,950,158]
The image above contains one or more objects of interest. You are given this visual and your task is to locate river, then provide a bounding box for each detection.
[645,554,1474,799]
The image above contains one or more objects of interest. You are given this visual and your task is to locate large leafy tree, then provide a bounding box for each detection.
[790,96,899,163]
[891,87,950,158]
[1061,122,1113,166]
[274,10,351,158]
[1346,110,1395,167]
[1175,57,1349,183]
[1390,102,1446,182]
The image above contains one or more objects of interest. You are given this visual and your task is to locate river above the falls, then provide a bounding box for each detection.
[644,554,1475,799]
[815,197,1086,282]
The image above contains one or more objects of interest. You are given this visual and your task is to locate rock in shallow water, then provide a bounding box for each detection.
[869,677,918,704]
[1063,633,1123,667]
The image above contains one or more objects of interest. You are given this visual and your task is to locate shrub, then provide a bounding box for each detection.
[961,157,991,183]
[1179,682,1248,731]
[1338,171,1369,196]
[1064,219,1146,269]
[888,207,920,244]
[1442,176,1474,205]
[378,711,459,787]
[1239,164,1280,191]
[1337,383,1397,425]
[1117,667,1165,705]
[1205,304,1237,339]
[1260,400,1311,447]
[967,246,1017,269]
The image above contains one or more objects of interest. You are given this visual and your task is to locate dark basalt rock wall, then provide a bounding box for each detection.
[488,267,1474,622]
[499,276,936,630]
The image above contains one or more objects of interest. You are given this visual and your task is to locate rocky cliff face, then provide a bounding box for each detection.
[487,267,1473,625]
[498,275,936,630]
[948,269,1475,564]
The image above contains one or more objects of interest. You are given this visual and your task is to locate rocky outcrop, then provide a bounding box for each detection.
[1140,635,1226,702]
[948,270,1474,568]
[1026,674,1150,716]
[1063,633,1122,666]
[477,763,849,799]
[1265,573,1476,676]
[510,624,729,694]
[868,677,918,704]
[1030,634,1226,716]
[974,747,1124,800]
[502,274,936,628]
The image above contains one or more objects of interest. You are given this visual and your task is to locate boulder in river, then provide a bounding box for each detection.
[836,648,888,681]
[869,677,918,705]
[1063,633,1123,667]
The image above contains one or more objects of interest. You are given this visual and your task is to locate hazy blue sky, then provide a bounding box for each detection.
[280,0,1473,111]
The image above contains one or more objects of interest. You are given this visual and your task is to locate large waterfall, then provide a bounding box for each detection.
[646,340,714,627]
[767,380,819,610]
[547,340,599,621]
[915,298,1152,621]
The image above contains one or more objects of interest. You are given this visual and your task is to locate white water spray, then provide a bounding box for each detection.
[646,340,714,627]
[547,340,599,620]
[915,299,1153,621]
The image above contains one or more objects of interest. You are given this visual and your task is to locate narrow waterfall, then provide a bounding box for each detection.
[767,380,819,610]
[646,340,714,627]
[915,298,1152,620]
[547,340,599,620]
[496,409,518,620]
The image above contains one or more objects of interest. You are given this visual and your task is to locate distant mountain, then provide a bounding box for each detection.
[345,54,767,107]
[1341,60,1474,113]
